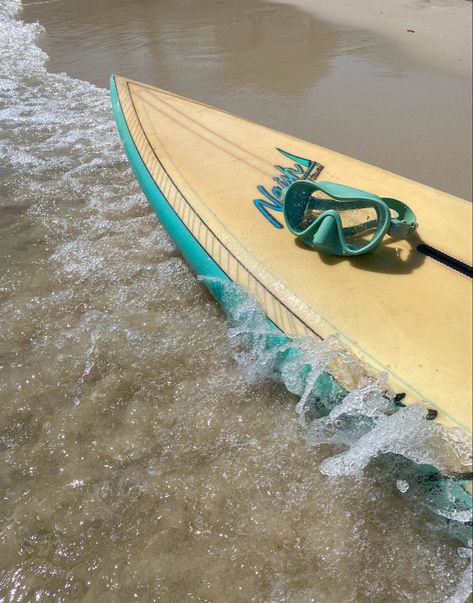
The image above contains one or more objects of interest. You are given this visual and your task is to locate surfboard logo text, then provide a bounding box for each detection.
[254,148,324,228]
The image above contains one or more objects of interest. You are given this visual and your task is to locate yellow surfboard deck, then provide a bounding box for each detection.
[112,75,472,433]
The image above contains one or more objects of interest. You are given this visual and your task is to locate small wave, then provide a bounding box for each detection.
[210,277,472,535]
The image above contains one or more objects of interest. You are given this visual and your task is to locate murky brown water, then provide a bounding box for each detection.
[22,0,473,200]
[0,0,472,601]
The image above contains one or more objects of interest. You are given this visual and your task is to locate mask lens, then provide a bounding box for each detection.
[303,192,383,250]
[339,203,380,249]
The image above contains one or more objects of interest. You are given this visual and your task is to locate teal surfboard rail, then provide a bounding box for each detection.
[110,75,230,297]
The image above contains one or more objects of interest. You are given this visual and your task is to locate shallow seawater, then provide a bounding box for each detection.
[0,0,472,601]
[19,0,473,200]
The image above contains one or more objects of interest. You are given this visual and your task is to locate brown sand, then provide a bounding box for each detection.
[269,0,472,78]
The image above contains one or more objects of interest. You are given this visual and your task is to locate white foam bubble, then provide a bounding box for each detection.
[396,479,410,493]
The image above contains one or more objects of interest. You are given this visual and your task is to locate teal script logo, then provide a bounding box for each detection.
[254,148,324,228]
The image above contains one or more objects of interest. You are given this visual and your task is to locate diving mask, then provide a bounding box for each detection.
[283,180,417,256]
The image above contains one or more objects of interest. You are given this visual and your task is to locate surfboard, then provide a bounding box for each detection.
[110,74,472,435]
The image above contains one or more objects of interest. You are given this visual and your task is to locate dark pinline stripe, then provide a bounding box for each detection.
[417,244,473,278]
[121,79,317,338]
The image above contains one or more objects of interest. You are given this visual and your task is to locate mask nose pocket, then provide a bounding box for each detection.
[308,212,341,254]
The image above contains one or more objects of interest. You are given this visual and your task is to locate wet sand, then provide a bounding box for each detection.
[270,0,473,78]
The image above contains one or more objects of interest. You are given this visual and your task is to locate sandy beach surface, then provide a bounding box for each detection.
[269,0,472,78]
[1,0,472,601]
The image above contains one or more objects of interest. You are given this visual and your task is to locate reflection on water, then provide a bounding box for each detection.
[22,0,472,199]
[23,0,342,92]
[0,0,471,601]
